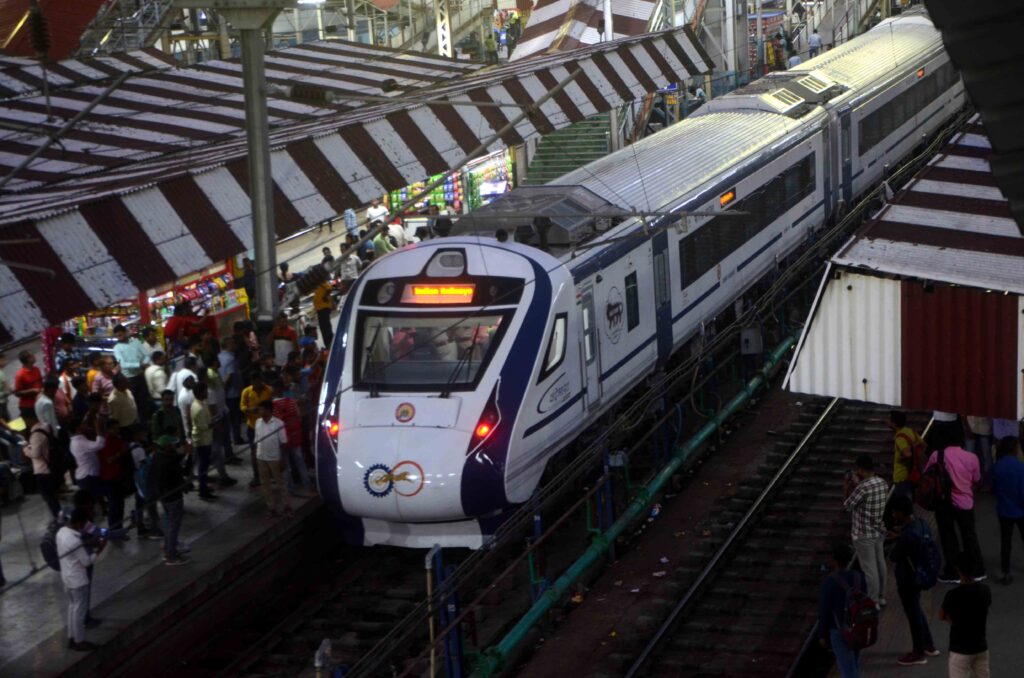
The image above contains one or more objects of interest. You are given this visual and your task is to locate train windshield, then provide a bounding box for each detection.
[356,311,510,392]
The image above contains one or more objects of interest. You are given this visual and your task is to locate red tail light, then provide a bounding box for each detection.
[467,386,500,454]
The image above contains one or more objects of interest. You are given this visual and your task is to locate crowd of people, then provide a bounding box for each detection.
[820,411,1022,677]
[0,308,333,650]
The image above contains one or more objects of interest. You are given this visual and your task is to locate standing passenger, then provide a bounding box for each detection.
[816,541,864,678]
[254,401,291,517]
[925,431,986,582]
[844,454,888,605]
[991,437,1024,585]
[889,495,940,665]
[57,508,105,651]
[940,552,992,677]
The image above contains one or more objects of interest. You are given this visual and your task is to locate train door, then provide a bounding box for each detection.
[579,286,602,410]
[840,109,853,204]
[652,232,673,364]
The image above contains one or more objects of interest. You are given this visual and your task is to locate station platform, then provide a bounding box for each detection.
[835,491,1018,676]
[0,453,321,677]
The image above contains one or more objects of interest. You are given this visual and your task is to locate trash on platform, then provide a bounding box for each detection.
[609,630,617,638]
[659,556,670,564]
[571,592,584,604]
[702,529,712,537]
[649,504,662,519]
[630,588,641,593]
[613,580,623,587]
[673,531,685,537]
[652,571,667,578]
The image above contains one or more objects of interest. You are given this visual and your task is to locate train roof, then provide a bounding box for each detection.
[789,13,945,92]
[455,11,946,255]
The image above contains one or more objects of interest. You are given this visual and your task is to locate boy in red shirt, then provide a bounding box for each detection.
[14,350,43,418]
[271,382,310,495]
[99,421,128,534]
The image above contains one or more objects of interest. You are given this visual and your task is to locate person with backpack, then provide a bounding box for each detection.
[890,411,925,498]
[817,541,872,677]
[940,551,992,677]
[923,429,986,582]
[889,495,941,666]
[57,507,107,651]
[991,436,1024,585]
[844,454,889,605]
[23,409,61,518]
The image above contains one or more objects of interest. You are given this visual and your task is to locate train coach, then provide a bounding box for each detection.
[316,11,965,548]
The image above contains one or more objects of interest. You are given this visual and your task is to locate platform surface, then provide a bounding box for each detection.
[0,452,318,677]
[834,491,1020,676]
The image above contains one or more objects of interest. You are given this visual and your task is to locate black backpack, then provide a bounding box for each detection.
[915,447,953,511]
[40,521,61,571]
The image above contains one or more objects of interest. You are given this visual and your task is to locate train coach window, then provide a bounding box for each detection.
[625,272,639,331]
[539,314,567,381]
[858,61,957,156]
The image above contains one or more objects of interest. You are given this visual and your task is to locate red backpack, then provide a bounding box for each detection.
[834,573,879,650]
[896,429,928,484]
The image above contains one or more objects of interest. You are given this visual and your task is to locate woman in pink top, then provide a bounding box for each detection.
[924,429,986,582]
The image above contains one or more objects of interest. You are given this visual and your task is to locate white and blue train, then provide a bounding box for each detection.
[317,12,964,548]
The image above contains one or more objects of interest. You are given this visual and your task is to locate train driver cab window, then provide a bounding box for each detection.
[356,312,509,392]
[539,313,567,381]
[625,272,639,331]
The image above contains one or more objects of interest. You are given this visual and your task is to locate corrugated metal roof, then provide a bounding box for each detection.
[786,115,1024,419]
[925,0,1024,234]
[0,27,713,345]
[0,48,175,99]
[512,0,658,61]
[833,116,1024,294]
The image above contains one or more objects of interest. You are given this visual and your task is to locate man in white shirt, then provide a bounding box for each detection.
[167,356,199,407]
[139,326,161,362]
[34,378,60,433]
[254,400,291,517]
[57,507,105,651]
[70,417,104,495]
[145,351,169,409]
[365,197,389,225]
[177,375,196,446]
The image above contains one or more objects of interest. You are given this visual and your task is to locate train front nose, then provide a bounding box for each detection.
[336,408,473,522]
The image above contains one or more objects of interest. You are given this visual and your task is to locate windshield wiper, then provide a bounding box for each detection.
[364,322,383,398]
[440,324,480,399]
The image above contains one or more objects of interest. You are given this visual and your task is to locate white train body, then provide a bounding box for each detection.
[317,12,964,548]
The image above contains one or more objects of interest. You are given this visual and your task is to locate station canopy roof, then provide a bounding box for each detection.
[512,0,658,61]
[785,116,1024,420]
[0,26,712,344]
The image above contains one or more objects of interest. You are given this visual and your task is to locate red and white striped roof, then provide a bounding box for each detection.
[0,28,712,345]
[833,117,1024,294]
[0,48,176,99]
[513,0,658,61]
[787,116,1024,420]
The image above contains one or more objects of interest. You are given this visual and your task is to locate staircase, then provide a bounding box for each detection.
[524,114,610,185]
[77,0,176,56]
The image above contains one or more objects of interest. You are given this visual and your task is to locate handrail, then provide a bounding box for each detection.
[624,397,841,676]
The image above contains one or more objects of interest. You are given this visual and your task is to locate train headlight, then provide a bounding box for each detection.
[377,281,396,304]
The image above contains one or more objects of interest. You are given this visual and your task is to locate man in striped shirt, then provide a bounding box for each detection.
[844,454,889,605]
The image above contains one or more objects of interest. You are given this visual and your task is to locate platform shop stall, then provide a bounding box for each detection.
[53,259,249,368]
[386,148,515,221]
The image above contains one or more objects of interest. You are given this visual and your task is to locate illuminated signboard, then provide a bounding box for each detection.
[402,284,476,304]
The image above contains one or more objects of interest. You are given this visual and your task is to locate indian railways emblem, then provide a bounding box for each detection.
[363,461,425,498]
[395,402,416,423]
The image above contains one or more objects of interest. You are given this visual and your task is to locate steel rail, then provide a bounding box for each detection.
[624,396,842,677]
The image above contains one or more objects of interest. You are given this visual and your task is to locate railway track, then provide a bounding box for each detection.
[626,399,925,677]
